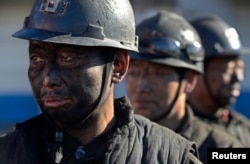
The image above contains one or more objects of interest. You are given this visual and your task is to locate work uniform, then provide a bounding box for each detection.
[192,106,250,147]
[0,97,201,164]
[176,105,243,164]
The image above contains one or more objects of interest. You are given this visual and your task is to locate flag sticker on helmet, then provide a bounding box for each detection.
[225,28,241,49]
[180,29,196,42]
[40,0,69,15]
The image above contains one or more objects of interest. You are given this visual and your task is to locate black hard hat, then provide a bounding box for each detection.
[130,10,204,74]
[190,16,250,59]
[12,0,138,52]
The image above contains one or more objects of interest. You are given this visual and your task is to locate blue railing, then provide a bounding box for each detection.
[0,94,40,123]
[0,91,249,126]
[234,90,250,118]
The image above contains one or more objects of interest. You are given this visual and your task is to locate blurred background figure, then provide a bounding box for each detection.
[125,10,243,163]
[120,0,250,116]
[188,16,250,146]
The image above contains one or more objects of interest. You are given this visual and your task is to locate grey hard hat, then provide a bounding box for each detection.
[130,10,204,73]
[13,0,138,52]
[190,16,250,59]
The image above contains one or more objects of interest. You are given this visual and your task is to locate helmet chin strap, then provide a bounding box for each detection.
[65,54,114,130]
[203,64,221,109]
[152,69,185,122]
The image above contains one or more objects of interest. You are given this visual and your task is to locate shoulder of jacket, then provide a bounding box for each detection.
[0,114,44,144]
[193,117,243,147]
[209,126,243,147]
[0,130,23,149]
[134,115,200,159]
[134,114,183,139]
[230,110,250,126]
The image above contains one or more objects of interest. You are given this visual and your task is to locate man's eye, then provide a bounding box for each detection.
[31,56,46,63]
[60,55,72,62]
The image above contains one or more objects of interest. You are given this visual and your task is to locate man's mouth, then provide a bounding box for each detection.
[42,96,72,109]
[133,99,154,108]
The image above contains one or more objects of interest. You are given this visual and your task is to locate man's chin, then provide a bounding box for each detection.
[229,97,237,105]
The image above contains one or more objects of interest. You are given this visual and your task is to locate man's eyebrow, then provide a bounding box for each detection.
[29,44,46,54]
[29,40,44,48]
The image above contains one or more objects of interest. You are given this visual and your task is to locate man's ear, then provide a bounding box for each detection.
[185,70,198,93]
[112,50,129,84]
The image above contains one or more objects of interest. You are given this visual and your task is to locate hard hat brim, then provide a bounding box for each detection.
[13,28,139,52]
[206,48,250,59]
[224,48,250,56]
[130,52,203,74]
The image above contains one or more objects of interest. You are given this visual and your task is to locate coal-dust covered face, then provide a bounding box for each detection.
[205,57,244,107]
[125,59,181,120]
[28,41,109,126]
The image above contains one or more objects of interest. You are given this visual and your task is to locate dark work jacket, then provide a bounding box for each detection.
[176,105,243,164]
[0,97,201,164]
[192,106,250,147]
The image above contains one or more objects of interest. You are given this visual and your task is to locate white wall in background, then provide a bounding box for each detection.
[0,2,33,94]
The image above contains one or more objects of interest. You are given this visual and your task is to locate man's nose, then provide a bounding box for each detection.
[43,64,62,88]
[135,73,151,93]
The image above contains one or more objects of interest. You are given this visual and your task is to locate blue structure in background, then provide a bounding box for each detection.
[0,94,40,123]
[234,91,250,119]
[0,91,249,125]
